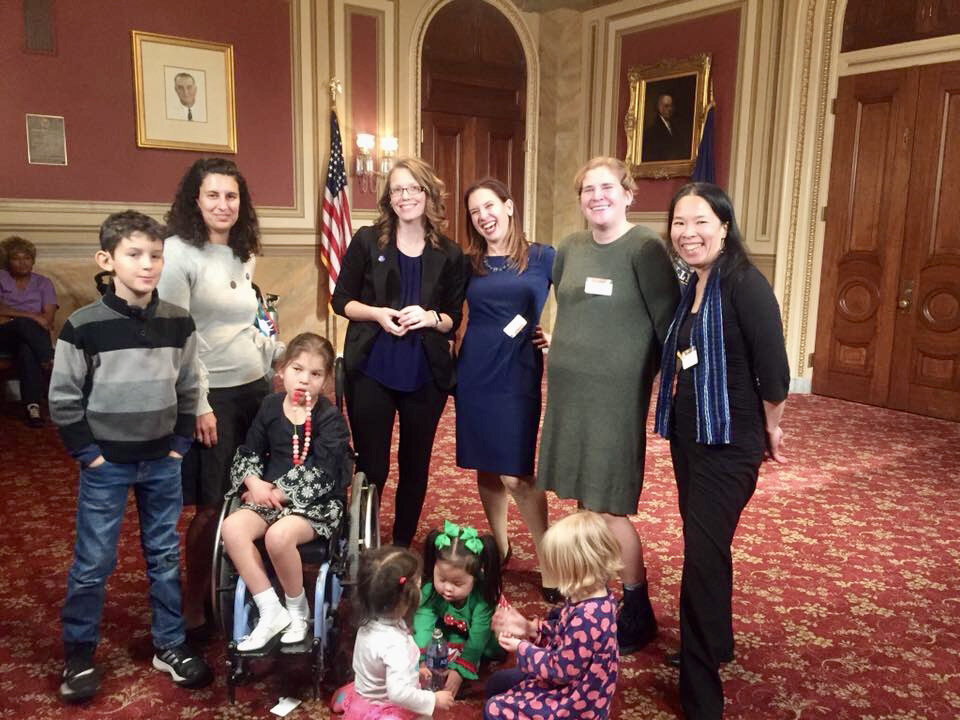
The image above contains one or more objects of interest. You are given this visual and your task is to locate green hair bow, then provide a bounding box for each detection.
[434,520,484,555]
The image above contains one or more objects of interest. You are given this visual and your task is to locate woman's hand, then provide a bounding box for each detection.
[766,426,785,463]
[244,476,283,508]
[532,325,550,349]
[398,305,438,331]
[376,307,407,336]
[195,412,218,447]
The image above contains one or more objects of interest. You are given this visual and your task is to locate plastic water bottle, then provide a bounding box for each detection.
[424,628,448,690]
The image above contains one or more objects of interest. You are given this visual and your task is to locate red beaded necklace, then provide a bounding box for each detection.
[290,389,312,466]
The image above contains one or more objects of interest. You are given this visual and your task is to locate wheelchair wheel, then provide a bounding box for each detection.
[211,499,237,636]
[346,472,380,583]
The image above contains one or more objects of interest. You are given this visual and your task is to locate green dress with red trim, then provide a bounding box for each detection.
[413,582,501,680]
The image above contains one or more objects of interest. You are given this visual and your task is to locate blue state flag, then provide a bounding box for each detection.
[692,91,716,184]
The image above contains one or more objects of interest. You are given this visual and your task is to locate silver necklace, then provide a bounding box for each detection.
[483,256,510,273]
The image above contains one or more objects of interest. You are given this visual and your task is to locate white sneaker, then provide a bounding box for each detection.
[237,606,291,652]
[281,606,309,644]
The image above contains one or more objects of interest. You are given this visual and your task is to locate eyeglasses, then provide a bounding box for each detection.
[389,184,426,199]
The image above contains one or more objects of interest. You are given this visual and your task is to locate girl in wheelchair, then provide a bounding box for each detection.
[221,332,350,652]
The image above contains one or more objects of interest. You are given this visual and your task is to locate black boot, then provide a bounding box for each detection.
[617,582,658,654]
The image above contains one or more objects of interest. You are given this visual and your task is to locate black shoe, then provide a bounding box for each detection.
[617,583,658,654]
[60,645,101,703]
[664,649,734,668]
[152,643,213,688]
[26,404,44,428]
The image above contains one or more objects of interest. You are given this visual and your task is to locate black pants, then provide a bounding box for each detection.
[0,317,54,405]
[670,435,761,720]
[181,377,270,507]
[345,371,447,547]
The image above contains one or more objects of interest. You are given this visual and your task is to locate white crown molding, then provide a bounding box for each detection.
[839,33,960,76]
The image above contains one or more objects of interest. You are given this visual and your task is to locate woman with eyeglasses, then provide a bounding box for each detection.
[537,156,679,645]
[332,158,467,547]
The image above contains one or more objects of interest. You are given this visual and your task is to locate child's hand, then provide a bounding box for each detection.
[271,487,287,504]
[418,663,431,688]
[493,605,533,639]
[497,631,521,654]
[245,477,283,508]
[434,690,455,711]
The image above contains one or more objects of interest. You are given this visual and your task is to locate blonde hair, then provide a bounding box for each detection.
[573,156,637,195]
[375,158,448,250]
[541,511,623,601]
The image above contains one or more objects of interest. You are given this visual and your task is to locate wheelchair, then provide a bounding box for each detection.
[210,358,379,702]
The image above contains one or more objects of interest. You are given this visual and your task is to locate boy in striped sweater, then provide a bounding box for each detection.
[50,210,212,702]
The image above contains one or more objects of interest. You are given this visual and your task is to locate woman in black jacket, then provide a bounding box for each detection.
[332,158,466,547]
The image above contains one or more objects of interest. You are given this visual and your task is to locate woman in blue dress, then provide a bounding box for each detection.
[456,178,558,599]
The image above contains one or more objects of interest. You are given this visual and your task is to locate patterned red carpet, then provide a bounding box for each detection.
[1,391,958,719]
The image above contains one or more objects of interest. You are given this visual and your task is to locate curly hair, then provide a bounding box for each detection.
[1,236,37,268]
[422,526,501,608]
[164,157,260,262]
[375,158,448,250]
[463,178,529,276]
[355,546,423,629]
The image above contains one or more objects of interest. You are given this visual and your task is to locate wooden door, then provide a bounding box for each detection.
[420,0,526,248]
[888,61,960,420]
[812,69,919,404]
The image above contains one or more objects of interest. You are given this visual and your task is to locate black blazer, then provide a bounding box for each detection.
[331,225,467,391]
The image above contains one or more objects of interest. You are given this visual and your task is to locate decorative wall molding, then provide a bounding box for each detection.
[409,0,540,243]
[839,33,960,76]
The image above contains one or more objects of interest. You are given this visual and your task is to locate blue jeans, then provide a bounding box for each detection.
[62,456,186,651]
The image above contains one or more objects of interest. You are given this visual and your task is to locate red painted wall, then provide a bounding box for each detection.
[615,9,741,212]
[1,0,294,207]
[350,12,379,211]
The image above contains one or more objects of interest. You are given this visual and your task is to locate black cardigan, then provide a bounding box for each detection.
[331,225,467,391]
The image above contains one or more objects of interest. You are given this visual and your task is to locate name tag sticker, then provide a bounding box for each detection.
[503,314,528,338]
[584,277,613,296]
[678,346,699,370]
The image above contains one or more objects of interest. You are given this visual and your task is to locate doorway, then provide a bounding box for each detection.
[813,61,960,421]
[419,0,527,248]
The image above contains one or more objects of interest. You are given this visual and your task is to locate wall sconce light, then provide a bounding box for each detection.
[354,133,399,193]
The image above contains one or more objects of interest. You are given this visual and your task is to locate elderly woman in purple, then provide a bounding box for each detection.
[0,236,58,427]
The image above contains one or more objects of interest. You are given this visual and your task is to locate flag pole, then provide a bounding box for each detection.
[326,78,343,354]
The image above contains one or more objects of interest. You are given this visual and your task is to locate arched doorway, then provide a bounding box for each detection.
[419,0,527,247]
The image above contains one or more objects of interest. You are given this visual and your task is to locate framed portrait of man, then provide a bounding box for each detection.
[131,31,236,152]
[624,54,711,179]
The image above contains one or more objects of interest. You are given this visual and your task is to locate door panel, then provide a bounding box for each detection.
[813,69,919,404]
[888,61,960,420]
[421,112,476,247]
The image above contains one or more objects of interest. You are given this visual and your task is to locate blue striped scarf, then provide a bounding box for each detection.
[654,269,731,444]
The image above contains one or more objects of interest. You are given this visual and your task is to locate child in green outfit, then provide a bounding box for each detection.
[414,520,503,697]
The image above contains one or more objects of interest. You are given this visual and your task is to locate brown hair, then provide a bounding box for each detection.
[1,236,37,267]
[375,158,448,250]
[573,156,637,195]
[355,546,423,629]
[541,510,623,602]
[281,332,336,376]
[463,178,529,276]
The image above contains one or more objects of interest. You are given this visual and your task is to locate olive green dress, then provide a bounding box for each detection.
[537,226,679,515]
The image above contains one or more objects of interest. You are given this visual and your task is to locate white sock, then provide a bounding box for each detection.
[285,590,308,619]
[253,588,283,618]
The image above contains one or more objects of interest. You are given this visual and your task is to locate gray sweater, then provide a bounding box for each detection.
[49,290,199,464]
[156,236,282,415]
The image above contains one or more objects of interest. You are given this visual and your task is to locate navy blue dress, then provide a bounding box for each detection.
[456,244,555,476]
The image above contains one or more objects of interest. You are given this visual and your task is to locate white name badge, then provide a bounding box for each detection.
[678,346,699,370]
[503,314,528,338]
[584,277,613,296]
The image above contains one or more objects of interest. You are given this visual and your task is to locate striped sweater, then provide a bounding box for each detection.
[49,290,200,464]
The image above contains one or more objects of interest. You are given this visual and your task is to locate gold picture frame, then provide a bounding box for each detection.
[624,54,711,179]
[131,30,237,153]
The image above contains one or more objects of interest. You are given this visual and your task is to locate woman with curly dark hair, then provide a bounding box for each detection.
[158,158,283,637]
[332,158,467,547]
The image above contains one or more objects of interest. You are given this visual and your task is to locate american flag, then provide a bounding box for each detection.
[320,111,353,296]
